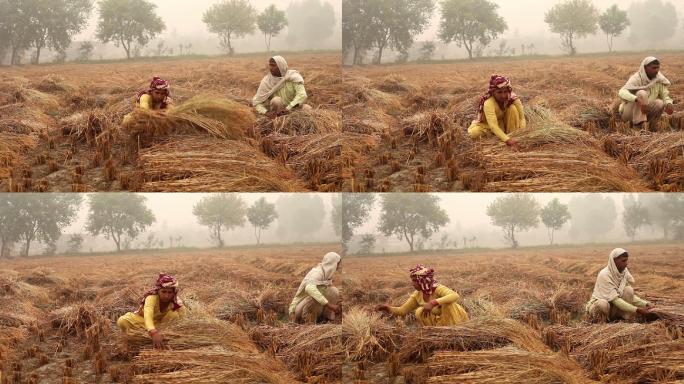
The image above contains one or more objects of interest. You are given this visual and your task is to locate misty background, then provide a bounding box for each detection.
[0,0,341,65]
[346,193,684,254]
[0,193,339,256]
[343,0,684,64]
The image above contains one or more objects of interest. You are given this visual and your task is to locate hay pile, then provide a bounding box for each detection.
[132,346,298,384]
[122,317,258,354]
[49,303,105,337]
[426,347,593,384]
[268,132,379,191]
[249,324,342,381]
[123,97,253,145]
[543,322,682,381]
[342,307,400,362]
[259,109,341,136]
[398,317,549,363]
[602,131,684,191]
[467,121,651,192]
[137,136,307,192]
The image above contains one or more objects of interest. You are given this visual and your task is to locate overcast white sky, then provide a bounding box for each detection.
[76,0,341,40]
[419,0,684,39]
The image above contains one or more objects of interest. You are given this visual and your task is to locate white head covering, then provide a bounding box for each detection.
[293,252,341,298]
[252,56,305,106]
[591,248,635,302]
[622,56,671,92]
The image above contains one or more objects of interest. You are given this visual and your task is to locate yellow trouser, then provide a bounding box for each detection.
[468,105,522,140]
[116,310,182,332]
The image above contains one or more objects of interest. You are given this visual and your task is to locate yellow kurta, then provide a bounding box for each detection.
[468,97,526,142]
[116,294,187,332]
[389,285,469,326]
[122,94,171,124]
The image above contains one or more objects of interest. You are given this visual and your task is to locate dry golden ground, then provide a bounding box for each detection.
[343,53,684,192]
[0,243,342,383]
[0,53,345,192]
[340,242,684,383]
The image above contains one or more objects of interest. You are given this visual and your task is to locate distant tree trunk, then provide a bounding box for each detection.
[463,38,474,59]
[121,37,131,59]
[403,228,414,252]
[353,46,361,65]
[376,44,385,64]
[35,45,43,64]
[214,224,224,248]
[11,46,21,65]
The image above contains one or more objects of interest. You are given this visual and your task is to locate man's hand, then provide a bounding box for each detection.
[665,104,675,115]
[326,303,341,314]
[639,100,649,114]
[265,111,277,119]
[636,307,653,315]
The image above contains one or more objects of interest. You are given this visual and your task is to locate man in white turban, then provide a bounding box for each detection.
[586,248,654,322]
[618,57,675,127]
[252,56,312,119]
[289,252,342,324]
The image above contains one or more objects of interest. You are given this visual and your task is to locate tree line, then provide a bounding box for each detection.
[343,0,681,65]
[335,193,684,255]
[0,0,336,65]
[0,193,333,257]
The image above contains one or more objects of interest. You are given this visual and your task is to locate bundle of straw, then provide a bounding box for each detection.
[543,322,673,368]
[268,109,341,135]
[122,317,258,354]
[124,96,254,147]
[602,339,684,383]
[426,347,594,384]
[137,136,307,192]
[132,346,298,384]
[249,324,342,381]
[466,123,651,192]
[49,303,104,336]
[398,317,549,363]
[342,307,401,362]
[601,131,684,190]
[213,290,260,322]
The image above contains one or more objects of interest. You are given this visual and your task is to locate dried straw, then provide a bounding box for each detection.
[398,317,549,363]
[137,136,307,192]
[122,317,258,354]
[342,307,401,362]
[132,346,297,384]
[249,324,342,381]
[427,347,594,384]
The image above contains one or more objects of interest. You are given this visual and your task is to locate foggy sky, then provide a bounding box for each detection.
[354,193,668,253]
[63,193,339,252]
[72,0,341,58]
[412,0,684,58]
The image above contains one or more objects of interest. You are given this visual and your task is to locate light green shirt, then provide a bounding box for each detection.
[618,83,673,108]
[288,284,328,314]
[255,81,308,114]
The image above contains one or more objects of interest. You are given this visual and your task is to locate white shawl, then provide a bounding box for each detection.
[293,252,341,298]
[591,248,635,302]
[252,55,304,106]
[622,56,671,92]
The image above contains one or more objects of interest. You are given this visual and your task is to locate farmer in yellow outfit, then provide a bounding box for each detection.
[468,74,526,149]
[289,252,342,324]
[253,56,312,119]
[122,76,173,124]
[376,264,469,326]
[117,274,187,349]
[618,57,675,127]
[586,248,655,322]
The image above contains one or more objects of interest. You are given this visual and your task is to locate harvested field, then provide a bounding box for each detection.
[341,243,684,383]
[0,53,346,192]
[0,244,343,383]
[343,53,684,192]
